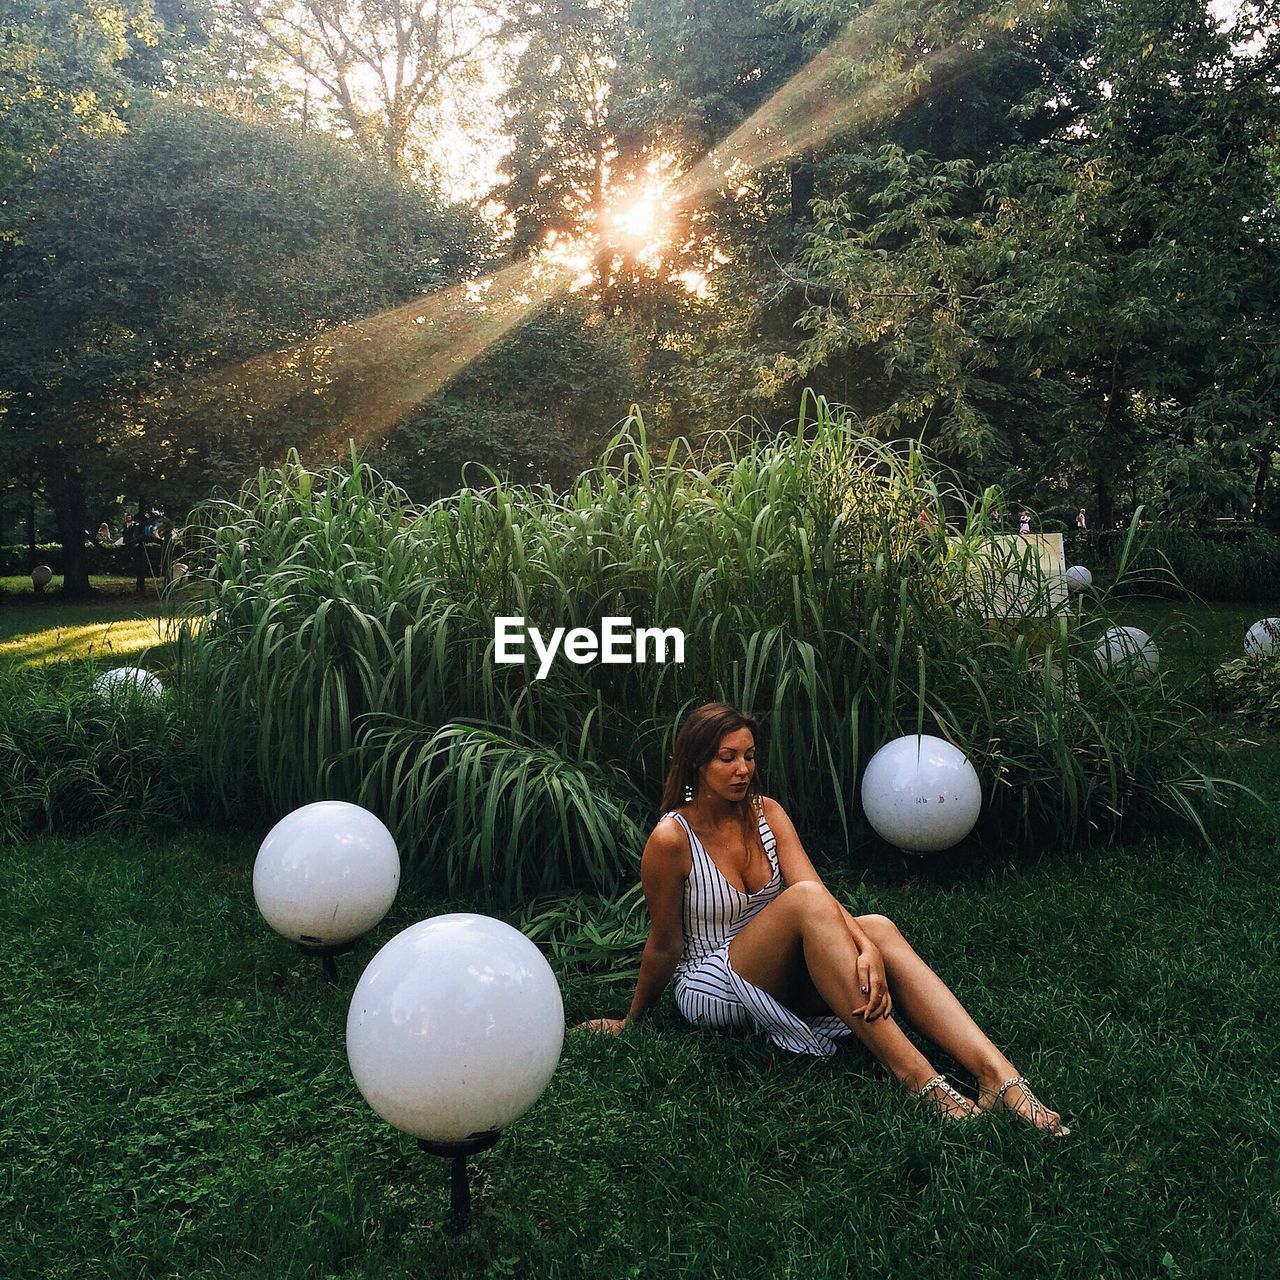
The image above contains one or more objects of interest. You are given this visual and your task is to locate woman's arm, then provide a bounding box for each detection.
[763,796,891,1018]
[580,818,690,1034]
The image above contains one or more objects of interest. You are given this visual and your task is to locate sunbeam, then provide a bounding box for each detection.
[162,0,1006,457]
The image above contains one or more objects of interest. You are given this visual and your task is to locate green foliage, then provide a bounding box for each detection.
[1088,527,1280,602]
[376,300,641,498]
[5,797,1280,1276]
[1213,654,1280,731]
[783,0,1280,524]
[0,0,160,191]
[515,882,648,979]
[0,662,197,843]
[0,100,485,593]
[350,721,649,902]
[0,541,168,577]
[178,397,1222,902]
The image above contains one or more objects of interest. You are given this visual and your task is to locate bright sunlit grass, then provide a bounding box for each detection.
[0,580,201,667]
[0,616,170,667]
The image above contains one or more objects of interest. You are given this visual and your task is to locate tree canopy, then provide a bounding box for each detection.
[0,102,482,592]
[3,0,1280,585]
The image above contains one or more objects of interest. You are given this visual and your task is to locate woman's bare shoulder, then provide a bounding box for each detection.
[644,814,691,868]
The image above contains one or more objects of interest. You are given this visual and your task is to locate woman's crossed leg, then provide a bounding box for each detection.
[727,882,1066,1131]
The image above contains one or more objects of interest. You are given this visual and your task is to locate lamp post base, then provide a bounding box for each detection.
[418,1131,501,1231]
[297,937,356,984]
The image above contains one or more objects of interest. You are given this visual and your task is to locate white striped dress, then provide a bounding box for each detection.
[669,803,854,1057]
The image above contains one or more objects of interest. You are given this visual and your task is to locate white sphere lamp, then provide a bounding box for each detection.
[347,914,564,1226]
[1244,618,1280,658]
[1064,565,1092,593]
[1094,626,1159,681]
[860,734,982,854]
[253,801,399,978]
[31,564,53,589]
[93,666,163,699]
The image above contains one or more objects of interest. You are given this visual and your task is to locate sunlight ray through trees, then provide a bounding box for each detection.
[162,0,1003,452]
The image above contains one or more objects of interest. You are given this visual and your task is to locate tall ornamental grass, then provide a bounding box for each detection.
[0,664,198,843]
[177,396,1219,902]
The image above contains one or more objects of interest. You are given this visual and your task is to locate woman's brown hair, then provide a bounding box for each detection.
[659,702,763,817]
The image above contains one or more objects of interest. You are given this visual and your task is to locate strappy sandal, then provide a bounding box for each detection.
[979,1075,1071,1137]
[915,1074,982,1121]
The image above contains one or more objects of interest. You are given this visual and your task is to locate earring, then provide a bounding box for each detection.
[683,783,694,803]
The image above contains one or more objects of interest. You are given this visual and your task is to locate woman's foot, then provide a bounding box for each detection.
[978,1075,1070,1136]
[914,1073,982,1121]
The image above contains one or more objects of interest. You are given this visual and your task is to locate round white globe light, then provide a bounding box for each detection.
[1064,565,1092,593]
[31,564,52,586]
[92,666,163,698]
[860,734,982,854]
[1244,618,1280,658]
[347,914,565,1144]
[1094,626,1159,680]
[253,801,399,948]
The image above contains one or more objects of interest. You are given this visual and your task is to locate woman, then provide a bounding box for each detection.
[584,703,1069,1134]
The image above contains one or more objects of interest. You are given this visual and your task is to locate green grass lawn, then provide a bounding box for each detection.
[0,577,198,668]
[1117,597,1280,674]
[2,594,1278,1276]
[4,743,1278,1279]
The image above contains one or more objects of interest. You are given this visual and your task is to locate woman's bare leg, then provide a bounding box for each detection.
[852,912,1065,1132]
[727,883,975,1117]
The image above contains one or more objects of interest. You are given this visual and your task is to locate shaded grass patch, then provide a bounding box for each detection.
[4,755,1278,1278]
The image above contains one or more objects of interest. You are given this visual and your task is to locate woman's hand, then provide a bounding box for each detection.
[575,1017,629,1035]
[855,945,893,1021]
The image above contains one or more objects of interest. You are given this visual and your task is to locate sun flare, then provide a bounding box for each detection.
[607,182,671,258]
[615,195,658,242]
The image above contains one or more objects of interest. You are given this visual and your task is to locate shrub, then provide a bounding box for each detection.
[1213,654,1280,732]
[177,396,1221,902]
[0,542,174,579]
[0,664,199,844]
[1081,527,1280,601]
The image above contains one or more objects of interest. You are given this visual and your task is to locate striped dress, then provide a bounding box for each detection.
[669,803,854,1057]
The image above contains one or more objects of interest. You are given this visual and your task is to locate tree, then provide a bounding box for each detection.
[493,0,623,257]
[373,299,641,498]
[231,0,520,176]
[778,0,1280,522]
[0,0,162,190]
[0,102,483,596]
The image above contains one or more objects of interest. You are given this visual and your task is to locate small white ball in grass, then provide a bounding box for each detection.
[1094,626,1159,680]
[93,666,163,698]
[31,565,52,587]
[347,914,564,1144]
[253,801,399,949]
[1064,565,1092,593]
[1244,618,1280,658]
[860,734,982,854]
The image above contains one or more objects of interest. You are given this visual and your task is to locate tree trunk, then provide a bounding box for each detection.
[1253,443,1273,524]
[27,494,36,557]
[52,474,92,600]
[1095,469,1114,532]
[789,157,815,230]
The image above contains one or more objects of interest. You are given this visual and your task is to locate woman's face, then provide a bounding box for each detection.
[697,727,755,803]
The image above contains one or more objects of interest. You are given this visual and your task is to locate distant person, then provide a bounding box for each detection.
[1018,511,1031,534]
[122,514,140,546]
[97,522,111,543]
[1076,509,1087,530]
